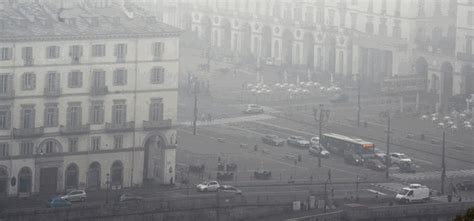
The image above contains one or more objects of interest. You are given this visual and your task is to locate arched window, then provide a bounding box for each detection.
[38,139,62,155]
[18,167,32,193]
[65,164,79,190]
[111,161,123,186]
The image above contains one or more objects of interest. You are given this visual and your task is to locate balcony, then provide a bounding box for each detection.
[143,119,172,131]
[60,124,90,135]
[24,59,34,66]
[71,56,81,64]
[12,127,44,138]
[90,86,108,96]
[105,121,135,133]
[0,89,15,99]
[457,52,474,62]
[44,87,61,97]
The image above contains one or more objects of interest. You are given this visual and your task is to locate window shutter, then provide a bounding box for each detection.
[32,74,36,90]
[46,47,50,59]
[160,43,164,54]
[79,72,83,87]
[31,109,36,128]
[69,46,73,57]
[78,107,82,126]
[6,110,10,129]
[124,69,127,84]
[21,47,26,59]
[68,72,72,87]
[152,43,156,56]
[55,46,60,57]
[78,46,83,57]
[124,44,127,56]
[67,107,72,126]
[114,45,118,56]
[159,68,165,83]
[21,74,26,90]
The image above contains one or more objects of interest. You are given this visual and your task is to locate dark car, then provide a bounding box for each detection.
[46,197,72,208]
[261,134,285,146]
[456,180,474,191]
[399,160,416,173]
[366,159,387,172]
[344,153,364,166]
[218,185,242,195]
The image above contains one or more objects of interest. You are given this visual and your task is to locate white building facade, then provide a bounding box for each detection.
[0,0,180,196]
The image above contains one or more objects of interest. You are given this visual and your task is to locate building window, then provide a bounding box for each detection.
[69,45,83,63]
[379,18,387,36]
[67,103,82,127]
[90,101,104,124]
[112,100,127,124]
[21,106,35,129]
[305,6,314,22]
[328,9,335,26]
[365,17,374,34]
[350,12,357,29]
[152,42,164,59]
[92,69,106,87]
[0,143,9,157]
[111,161,123,186]
[114,44,127,60]
[468,11,474,26]
[44,140,55,154]
[113,135,123,149]
[150,67,165,84]
[91,136,101,151]
[68,138,78,152]
[0,47,12,61]
[68,71,83,88]
[417,0,425,17]
[46,46,60,59]
[0,74,11,95]
[150,98,164,121]
[45,72,60,91]
[395,0,401,16]
[21,72,36,91]
[20,141,34,156]
[393,20,402,38]
[44,103,58,127]
[113,68,127,86]
[0,106,11,130]
[21,47,33,65]
[91,44,106,57]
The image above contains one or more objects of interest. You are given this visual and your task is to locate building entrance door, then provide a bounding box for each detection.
[39,167,58,193]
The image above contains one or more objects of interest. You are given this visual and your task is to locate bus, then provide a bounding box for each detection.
[320,133,375,159]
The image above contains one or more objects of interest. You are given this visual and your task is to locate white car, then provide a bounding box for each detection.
[287,136,310,148]
[61,190,87,202]
[390,153,411,165]
[310,136,320,145]
[309,144,330,158]
[244,104,264,114]
[196,181,220,192]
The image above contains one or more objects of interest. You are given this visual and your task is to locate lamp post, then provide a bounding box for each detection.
[106,173,110,204]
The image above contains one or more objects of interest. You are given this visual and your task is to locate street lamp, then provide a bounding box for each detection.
[106,173,110,204]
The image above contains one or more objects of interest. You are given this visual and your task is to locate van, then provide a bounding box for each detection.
[395,184,430,204]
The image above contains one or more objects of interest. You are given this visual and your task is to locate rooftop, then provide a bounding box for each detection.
[0,1,181,41]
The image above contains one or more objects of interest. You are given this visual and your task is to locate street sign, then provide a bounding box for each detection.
[381,74,427,95]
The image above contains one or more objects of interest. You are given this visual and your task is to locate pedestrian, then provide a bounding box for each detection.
[254,144,258,152]
[207,113,212,122]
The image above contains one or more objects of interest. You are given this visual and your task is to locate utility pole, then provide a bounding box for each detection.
[324,181,327,213]
[441,131,446,195]
[357,75,361,127]
[385,112,391,179]
[193,82,199,135]
[314,104,329,167]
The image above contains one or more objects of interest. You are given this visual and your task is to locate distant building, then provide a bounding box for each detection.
[0,0,180,196]
[146,0,471,110]
[455,0,474,96]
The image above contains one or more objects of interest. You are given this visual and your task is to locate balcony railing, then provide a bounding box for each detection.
[44,87,61,97]
[24,58,34,66]
[457,52,474,62]
[90,86,108,96]
[60,124,90,135]
[12,127,44,138]
[143,119,172,131]
[0,89,15,99]
[105,121,135,133]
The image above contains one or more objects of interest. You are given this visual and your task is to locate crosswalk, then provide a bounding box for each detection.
[391,169,474,182]
[179,114,275,126]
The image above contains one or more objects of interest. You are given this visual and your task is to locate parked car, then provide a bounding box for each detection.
[390,153,411,165]
[456,180,474,191]
[218,185,242,195]
[365,159,386,171]
[118,193,144,202]
[309,144,330,158]
[287,136,310,148]
[243,104,264,114]
[46,197,72,208]
[254,170,272,180]
[196,180,220,192]
[61,190,87,202]
[344,153,364,166]
[261,134,285,146]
